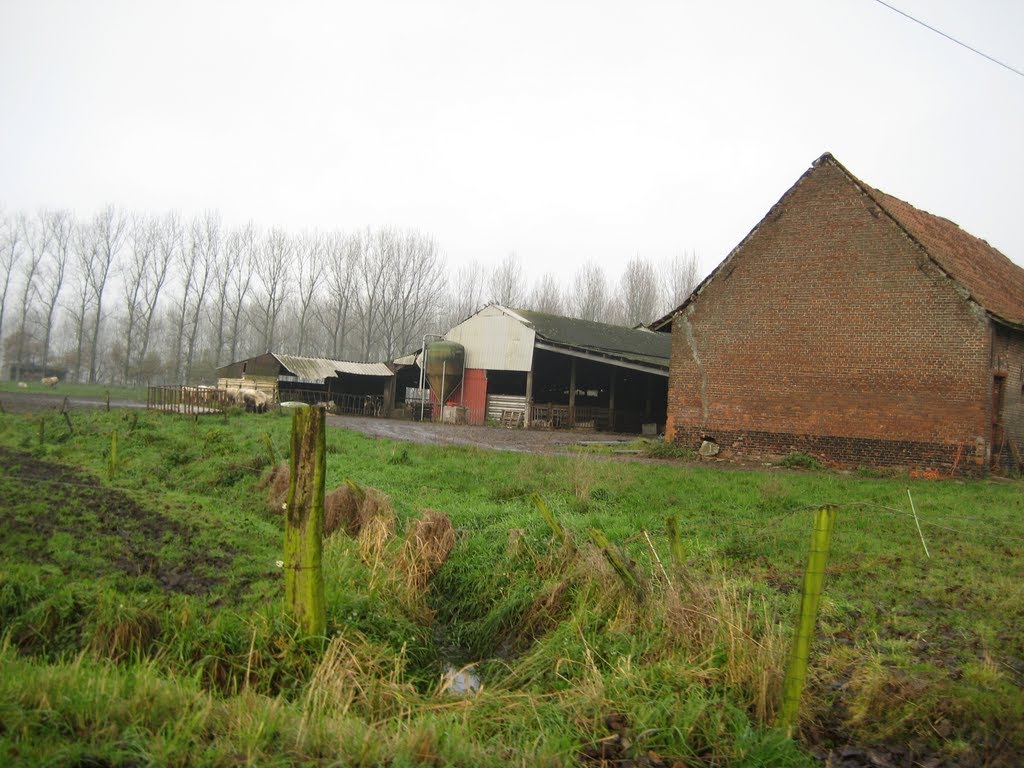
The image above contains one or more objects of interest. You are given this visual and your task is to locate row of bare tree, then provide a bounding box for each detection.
[0,206,701,385]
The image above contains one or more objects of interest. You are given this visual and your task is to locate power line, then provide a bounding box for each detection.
[873,0,1024,79]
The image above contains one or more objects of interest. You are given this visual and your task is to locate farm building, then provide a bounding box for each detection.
[396,305,670,432]
[215,353,395,415]
[654,153,1024,474]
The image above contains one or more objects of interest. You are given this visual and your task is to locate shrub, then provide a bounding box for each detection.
[779,452,823,470]
[644,440,694,460]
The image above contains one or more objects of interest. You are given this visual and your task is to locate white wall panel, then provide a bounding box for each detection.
[445,306,535,371]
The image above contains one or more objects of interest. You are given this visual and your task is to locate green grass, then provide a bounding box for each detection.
[0,404,1021,766]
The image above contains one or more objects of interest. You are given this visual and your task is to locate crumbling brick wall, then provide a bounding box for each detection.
[991,324,1024,472]
[666,160,992,474]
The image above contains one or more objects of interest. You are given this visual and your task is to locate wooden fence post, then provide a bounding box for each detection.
[108,430,118,480]
[283,406,327,636]
[778,505,837,736]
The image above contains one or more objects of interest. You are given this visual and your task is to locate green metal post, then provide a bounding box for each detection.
[778,505,837,736]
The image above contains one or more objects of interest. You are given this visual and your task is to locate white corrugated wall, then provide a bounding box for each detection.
[445,306,535,372]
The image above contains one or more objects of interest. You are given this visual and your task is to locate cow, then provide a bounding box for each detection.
[41,376,59,387]
[17,382,28,388]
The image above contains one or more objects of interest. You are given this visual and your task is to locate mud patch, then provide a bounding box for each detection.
[0,447,232,595]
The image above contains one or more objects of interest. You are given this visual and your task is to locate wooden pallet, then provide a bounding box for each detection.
[499,409,524,429]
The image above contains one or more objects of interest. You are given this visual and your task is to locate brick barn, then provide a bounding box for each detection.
[655,153,1024,474]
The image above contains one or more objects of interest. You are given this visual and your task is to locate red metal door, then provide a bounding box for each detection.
[461,369,488,425]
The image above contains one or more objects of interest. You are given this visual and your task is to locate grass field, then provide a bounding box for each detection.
[0,380,148,402]
[0,404,1021,766]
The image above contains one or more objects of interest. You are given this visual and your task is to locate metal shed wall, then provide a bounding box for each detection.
[445,305,535,371]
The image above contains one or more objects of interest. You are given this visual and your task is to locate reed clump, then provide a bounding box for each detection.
[260,462,291,511]
[397,510,456,596]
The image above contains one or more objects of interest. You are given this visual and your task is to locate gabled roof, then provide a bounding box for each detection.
[654,153,1024,330]
[862,185,1024,328]
[274,354,392,382]
[507,307,671,369]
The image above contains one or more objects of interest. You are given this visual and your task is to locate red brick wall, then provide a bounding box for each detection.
[666,160,992,473]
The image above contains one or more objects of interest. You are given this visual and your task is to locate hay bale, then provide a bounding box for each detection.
[398,510,455,593]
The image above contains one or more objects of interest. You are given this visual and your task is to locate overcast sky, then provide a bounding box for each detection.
[2,0,1022,286]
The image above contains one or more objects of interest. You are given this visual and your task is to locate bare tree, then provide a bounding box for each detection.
[487,252,524,307]
[378,229,447,359]
[220,223,257,364]
[119,213,157,382]
[353,228,390,361]
[619,256,660,327]
[12,211,52,379]
[661,250,701,315]
[169,212,217,382]
[319,230,359,360]
[69,223,96,383]
[440,259,487,330]
[527,272,564,315]
[253,228,293,352]
[568,263,609,322]
[0,210,24,373]
[136,213,176,382]
[293,231,327,356]
[38,209,73,373]
[131,212,183,383]
[84,205,126,383]
[182,212,218,381]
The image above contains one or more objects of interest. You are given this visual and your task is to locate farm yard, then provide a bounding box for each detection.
[0,397,1021,767]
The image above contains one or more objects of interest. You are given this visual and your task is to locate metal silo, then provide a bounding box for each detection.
[424,340,465,403]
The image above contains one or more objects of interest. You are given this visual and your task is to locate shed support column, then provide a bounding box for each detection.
[569,359,577,428]
[644,376,653,420]
[608,370,616,433]
[385,375,397,417]
[524,369,533,428]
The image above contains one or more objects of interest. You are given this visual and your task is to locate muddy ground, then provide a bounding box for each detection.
[0,390,145,415]
[0,446,232,595]
[325,411,628,454]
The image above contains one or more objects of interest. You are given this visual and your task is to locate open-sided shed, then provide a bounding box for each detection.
[409,305,670,432]
[215,353,396,415]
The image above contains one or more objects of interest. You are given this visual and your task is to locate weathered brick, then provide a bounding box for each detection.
[664,155,1023,476]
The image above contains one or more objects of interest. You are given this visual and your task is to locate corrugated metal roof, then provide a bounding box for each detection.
[274,354,392,382]
[508,308,671,369]
[393,351,420,367]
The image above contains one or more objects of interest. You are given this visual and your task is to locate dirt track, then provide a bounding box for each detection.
[325,412,635,454]
[0,390,144,414]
